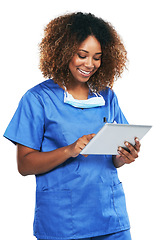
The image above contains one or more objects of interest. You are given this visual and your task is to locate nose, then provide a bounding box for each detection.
[85,57,94,69]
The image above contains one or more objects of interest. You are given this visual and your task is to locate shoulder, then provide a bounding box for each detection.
[22,79,59,103]
[100,87,117,101]
[28,79,58,96]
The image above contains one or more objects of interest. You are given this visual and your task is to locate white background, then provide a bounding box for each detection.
[0,0,159,239]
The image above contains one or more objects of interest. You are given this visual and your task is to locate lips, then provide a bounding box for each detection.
[77,68,93,77]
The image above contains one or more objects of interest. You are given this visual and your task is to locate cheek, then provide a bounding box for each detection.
[68,59,80,76]
[74,59,83,67]
[95,61,101,69]
[69,56,82,68]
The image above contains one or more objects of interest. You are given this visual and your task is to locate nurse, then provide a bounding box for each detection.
[4,12,140,240]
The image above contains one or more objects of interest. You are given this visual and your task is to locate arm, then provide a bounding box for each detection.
[17,133,95,176]
[112,137,141,168]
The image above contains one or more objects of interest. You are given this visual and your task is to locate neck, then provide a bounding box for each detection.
[66,81,89,100]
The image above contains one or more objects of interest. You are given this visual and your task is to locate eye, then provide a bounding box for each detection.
[94,55,102,61]
[77,53,86,59]
[94,57,101,61]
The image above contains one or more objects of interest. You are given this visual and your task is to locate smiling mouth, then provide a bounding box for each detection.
[77,68,93,77]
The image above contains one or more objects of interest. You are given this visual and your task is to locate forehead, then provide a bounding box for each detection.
[78,36,102,52]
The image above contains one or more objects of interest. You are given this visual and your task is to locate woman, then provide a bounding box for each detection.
[4,12,140,240]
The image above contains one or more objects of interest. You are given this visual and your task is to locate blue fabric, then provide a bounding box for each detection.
[95,230,132,240]
[38,229,131,240]
[4,79,130,240]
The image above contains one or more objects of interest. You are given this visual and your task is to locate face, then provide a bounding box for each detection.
[69,36,102,84]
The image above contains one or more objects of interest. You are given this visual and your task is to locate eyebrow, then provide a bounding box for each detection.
[79,49,102,55]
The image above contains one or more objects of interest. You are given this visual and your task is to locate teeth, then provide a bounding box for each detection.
[78,69,91,75]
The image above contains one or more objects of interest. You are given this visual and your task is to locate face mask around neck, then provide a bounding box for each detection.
[64,90,105,108]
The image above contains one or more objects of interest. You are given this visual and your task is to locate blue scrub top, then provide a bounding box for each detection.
[4,79,130,240]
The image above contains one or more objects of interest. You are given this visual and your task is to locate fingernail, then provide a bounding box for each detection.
[125,142,128,146]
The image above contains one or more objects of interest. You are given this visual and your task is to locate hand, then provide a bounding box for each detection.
[117,137,141,164]
[67,133,96,158]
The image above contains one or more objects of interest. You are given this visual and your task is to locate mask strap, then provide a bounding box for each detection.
[93,92,103,98]
[63,83,102,98]
[63,84,67,91]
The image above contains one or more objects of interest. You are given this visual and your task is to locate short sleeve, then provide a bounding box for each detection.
[113,93,128,124]
[4,91,45,150]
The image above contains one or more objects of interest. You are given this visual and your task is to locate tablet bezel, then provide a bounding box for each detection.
[80,123,152,155]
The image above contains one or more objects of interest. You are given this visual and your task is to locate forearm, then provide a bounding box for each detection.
[17,145,73,176]
[17,133,95,176]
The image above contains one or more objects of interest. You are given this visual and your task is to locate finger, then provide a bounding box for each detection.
[78,139,88,149]
[118,150,135,164]
[78,134,96,153]
[86,133,96,141]
[134,137,141,152]
[80,134,95,145]
[78,134,93,150]
[124,142,139,159]
[79,135,89,145]
[118,147,135,164]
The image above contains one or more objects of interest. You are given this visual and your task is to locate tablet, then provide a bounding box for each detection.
[80,123,152,155]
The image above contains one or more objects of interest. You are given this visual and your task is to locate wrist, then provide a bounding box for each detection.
[63,144,76,159]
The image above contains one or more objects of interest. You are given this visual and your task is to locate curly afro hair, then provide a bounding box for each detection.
[39,12,127,91]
